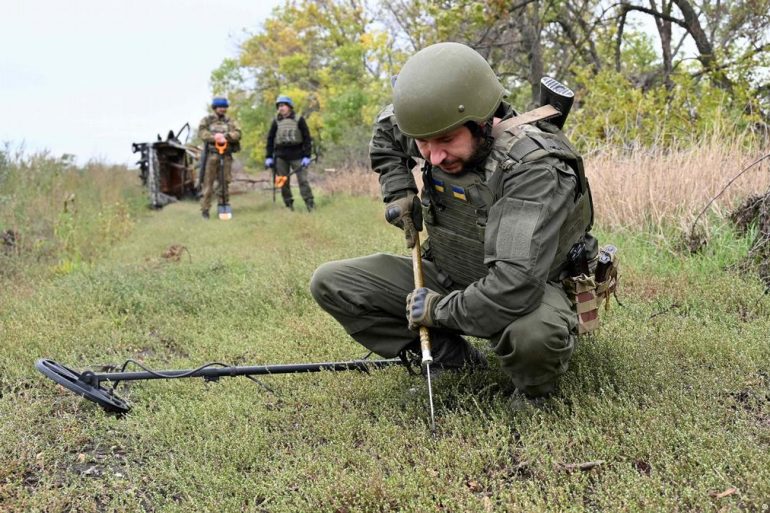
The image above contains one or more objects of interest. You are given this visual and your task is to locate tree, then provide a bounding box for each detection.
[615,0,770,91]
[212,0,770,161]
[212,0,403,167]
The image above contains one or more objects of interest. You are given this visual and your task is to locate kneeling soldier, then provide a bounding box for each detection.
[311,43,598,399]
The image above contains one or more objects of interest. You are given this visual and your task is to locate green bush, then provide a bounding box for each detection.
[569,69,766,150]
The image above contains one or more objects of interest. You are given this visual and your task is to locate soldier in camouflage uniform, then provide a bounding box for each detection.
[199,97,242,219]
[265,95,315,212]
[311,43,597,399]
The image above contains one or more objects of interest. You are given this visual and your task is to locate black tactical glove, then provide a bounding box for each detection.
[406,287,442,330]
[385,192,423,249]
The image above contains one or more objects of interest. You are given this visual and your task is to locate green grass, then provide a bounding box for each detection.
[1,189,769,512]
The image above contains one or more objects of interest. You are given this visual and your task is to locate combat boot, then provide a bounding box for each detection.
[306,199,315,212]
[431,332,488,370]
[201,210,210,219]
[508,389,549,412]
[285,201,294,211]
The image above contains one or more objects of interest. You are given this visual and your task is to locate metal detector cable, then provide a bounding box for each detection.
[109,358,278,396]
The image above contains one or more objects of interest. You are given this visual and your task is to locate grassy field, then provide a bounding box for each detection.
[0,151,145,288]
[1,150,770,511]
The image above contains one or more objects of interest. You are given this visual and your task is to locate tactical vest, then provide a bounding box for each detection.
[275,116,303,147]
[421,122,593,288]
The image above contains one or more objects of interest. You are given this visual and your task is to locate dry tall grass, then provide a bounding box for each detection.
[317,167,384,199]
[587,139,770,231]
[319,140,770,231]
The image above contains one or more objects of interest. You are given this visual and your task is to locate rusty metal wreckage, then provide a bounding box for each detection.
[132,123,200,209]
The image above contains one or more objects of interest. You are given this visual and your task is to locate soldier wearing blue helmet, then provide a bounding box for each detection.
[198,96,241,219]
[265,95,315,211]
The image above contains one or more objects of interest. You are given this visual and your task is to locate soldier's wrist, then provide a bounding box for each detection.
[424,292,442,327]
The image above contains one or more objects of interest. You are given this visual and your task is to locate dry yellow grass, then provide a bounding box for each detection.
[317,167,384,198]
[587,140,770,231]
[318,141,770,231]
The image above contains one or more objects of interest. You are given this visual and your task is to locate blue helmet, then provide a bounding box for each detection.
[275,95,294,108]
[211,96,229,108]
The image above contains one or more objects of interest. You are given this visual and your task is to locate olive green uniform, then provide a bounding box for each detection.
[311,102,596,396]
[198,113,241,213]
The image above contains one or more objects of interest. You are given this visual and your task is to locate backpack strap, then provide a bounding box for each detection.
[491,104,560,139]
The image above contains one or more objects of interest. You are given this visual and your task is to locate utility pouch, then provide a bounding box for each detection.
[594,245,619,310]
[563,274,599,335]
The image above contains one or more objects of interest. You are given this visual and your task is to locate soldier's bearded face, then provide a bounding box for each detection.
[414,125,481,174]
[214,107,228,115]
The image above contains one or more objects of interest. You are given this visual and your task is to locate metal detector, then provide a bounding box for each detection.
[215,140,232,220]
[272,162,308,190]
[35,356,405,414]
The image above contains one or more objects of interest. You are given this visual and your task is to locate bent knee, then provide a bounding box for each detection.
[497,311,574,362]
[492,297,577,387]
[309,261,344,303]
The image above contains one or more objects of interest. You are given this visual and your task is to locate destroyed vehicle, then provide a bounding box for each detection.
[132,123,201,208]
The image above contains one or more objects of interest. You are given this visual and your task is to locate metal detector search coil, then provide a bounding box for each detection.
[36,359,131,413]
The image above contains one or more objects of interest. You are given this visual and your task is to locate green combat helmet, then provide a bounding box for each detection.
[393,42,506,139]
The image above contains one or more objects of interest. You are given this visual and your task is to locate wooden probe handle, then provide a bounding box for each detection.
[409,225,433,365]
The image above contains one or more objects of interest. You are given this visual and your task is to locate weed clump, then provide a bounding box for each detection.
[731,189,770,289]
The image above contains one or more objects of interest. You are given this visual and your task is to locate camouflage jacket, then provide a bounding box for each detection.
[369,101,595,337]
[198,113,242,152]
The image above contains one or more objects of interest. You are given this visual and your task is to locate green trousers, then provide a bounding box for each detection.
[310,253,578,396]
[200,153,232,212]
[275,158,314,207]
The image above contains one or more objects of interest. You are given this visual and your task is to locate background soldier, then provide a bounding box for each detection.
[311,42,597,400]
[265,95,315,212]
[198,96,241,219]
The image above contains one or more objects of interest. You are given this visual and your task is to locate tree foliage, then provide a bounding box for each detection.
[212,0,402,167]
[213,0,770,165]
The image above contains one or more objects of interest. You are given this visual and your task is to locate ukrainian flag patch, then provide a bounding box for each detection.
[451,185,467,201]
[432,178,445,193]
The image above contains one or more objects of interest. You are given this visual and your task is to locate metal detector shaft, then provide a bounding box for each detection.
[35,357,404,414]
[86,359,404,383]
[271,165,276,202]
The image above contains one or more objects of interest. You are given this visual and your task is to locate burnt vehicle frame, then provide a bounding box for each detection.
[132,123,201,208]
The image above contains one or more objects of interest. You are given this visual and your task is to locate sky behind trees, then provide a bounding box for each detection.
[0,0,281,164]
